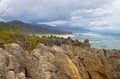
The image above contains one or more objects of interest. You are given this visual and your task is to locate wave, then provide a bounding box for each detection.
[73,32,120,49]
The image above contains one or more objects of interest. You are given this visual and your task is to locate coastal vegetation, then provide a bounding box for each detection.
[0,30,83,51]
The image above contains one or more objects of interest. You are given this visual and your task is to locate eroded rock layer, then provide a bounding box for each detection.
[0,43,119,79]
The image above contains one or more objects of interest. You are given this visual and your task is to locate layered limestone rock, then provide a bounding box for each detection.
[0,43,119,79]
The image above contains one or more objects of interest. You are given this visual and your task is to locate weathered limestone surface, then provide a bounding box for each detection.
[0,43,119,79]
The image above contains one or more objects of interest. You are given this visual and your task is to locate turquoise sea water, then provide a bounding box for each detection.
[72,33,120,49]
[38,33,120,49]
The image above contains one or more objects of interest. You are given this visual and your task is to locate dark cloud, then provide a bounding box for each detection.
[1,0,120,31]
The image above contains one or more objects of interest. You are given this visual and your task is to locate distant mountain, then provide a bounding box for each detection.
[38,24,91,33]
[0,21,72,34]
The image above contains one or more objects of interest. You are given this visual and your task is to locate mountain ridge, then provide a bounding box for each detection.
[37,24,91,33]
[0,20,72,34]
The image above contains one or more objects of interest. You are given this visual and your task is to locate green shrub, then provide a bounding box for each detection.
[84,39,89,42]
[0,30,84,51]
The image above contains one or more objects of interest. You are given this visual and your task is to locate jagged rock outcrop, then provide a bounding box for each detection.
[0,43,119,79]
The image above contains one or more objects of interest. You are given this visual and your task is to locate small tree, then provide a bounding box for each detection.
[84,39,89,42]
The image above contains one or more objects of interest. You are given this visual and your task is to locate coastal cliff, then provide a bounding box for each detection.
[0,42,119,79]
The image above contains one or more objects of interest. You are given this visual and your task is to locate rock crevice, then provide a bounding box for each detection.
[0,43,119,79]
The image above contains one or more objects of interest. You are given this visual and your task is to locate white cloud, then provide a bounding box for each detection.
[88,0,120,31]
[1,0,120,32]
[0,0,111,21]
[71,16,82,21]
[38,20,68,26]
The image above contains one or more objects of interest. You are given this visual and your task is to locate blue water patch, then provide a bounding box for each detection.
[72,33,120,49]
[40,33,120,49]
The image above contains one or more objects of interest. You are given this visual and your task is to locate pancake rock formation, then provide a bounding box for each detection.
[0,43,120,79]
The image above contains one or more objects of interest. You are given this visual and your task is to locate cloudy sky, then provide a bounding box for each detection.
[0,0,120,32]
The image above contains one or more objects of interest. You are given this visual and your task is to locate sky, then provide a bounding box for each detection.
[0,0,120,32]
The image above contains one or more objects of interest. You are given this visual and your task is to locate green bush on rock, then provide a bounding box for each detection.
[0,30,85,51]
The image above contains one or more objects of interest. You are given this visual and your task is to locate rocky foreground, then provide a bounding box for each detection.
[0,43,120,79]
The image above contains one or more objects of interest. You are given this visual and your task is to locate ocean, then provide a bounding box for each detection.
[37,33,120,49]
[72,33,120,50]
[52,33,120,50]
